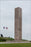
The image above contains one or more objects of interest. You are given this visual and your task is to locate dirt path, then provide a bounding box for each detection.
[0,41,31,44]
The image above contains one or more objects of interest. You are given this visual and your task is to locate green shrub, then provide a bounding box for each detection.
[22,39,28,41]
[6,37,14,41]
[0,37,6,42]
[0,37,14,42]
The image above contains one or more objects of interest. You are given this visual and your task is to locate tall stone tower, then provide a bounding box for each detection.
[15,7,22,40]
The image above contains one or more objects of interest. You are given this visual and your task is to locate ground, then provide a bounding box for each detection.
[0,43,31,47]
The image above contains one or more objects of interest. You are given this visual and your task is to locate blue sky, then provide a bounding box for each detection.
[0,0,31,40]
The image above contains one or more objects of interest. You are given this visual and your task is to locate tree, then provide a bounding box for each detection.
[1,34,3,37]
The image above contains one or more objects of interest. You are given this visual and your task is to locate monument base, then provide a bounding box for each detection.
[14,39,22,42]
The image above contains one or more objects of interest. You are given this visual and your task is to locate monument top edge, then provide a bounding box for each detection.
[15,7,22,9]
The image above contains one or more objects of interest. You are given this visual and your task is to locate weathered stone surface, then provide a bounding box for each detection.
[15,7,22,40]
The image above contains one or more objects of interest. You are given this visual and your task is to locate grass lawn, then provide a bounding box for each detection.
[0,43,31,47]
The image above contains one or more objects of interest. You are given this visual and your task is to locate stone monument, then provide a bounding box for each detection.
[15,7,22,40]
